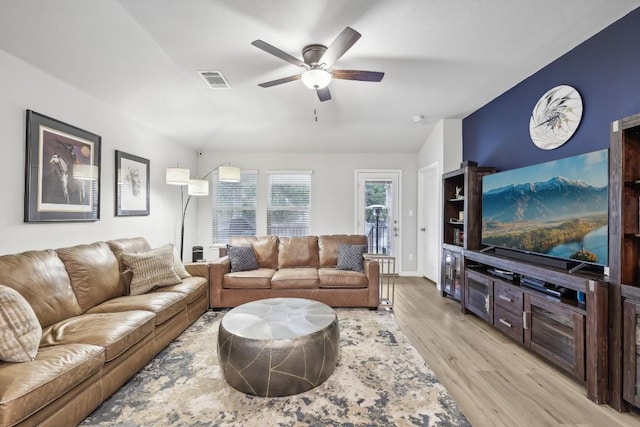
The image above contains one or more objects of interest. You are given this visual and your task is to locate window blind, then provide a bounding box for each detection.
[212,171,257,244]
[267,173,311,237]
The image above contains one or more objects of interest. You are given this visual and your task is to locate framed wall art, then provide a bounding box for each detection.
[529,85,583,150]
[115,150,150,216]
[24,110,101,222]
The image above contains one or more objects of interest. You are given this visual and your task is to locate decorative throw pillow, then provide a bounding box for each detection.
[227,245,259,273]
[172,245,192,279]
[121,244,182,295]
[336,244,367,272]
[0,285,41,362]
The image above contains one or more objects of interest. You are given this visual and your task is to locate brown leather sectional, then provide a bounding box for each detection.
[210,235,380,308]
[0,237,209,427]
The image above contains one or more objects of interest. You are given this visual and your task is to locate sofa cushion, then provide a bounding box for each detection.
[121,244,182,295]
[0,285,41,362]
[337,244,367,272]
[172,246,192,279]
[229,236,279,269]
[87,292,187,326]
[271,268,319,289]
[227,245,259,272]
[278,236,319,268]
[107,237,152,272]
[56,241,123,312]
[318,235,368,267]
[0,343,104,427]
[318,268,369,288]
[40,310,155,362]
[223,269,275,289]
[0,249,82,329]
[151,276,208,304]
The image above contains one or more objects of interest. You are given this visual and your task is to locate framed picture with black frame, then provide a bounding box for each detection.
[115,150,150,216]
[24,110,101,222]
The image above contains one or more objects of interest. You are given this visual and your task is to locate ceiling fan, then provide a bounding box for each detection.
[251,27,384,102]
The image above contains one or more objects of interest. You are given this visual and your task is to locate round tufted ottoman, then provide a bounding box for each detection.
[217,297,339,397]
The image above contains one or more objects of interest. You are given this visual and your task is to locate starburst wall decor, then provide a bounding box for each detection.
[529,85,583,150]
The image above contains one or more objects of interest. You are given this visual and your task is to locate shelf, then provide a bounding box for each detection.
[448,197,465,202]
[449,219,464,225]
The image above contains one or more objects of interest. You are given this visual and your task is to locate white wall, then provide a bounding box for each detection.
[0,50,197,255]
[417,119,462,172]
[195,151,418,273]
[417,119,463,286]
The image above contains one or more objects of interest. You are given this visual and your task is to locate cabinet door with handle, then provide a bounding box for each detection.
[464,269,493,323]
[524,294,585,380]
[441,249,462,300]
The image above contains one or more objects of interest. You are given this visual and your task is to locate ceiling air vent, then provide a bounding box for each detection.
[198,71,231,89]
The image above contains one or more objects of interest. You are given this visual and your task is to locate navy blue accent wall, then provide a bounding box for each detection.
[463,7,640,171]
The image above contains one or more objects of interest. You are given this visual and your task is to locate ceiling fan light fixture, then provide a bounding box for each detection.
[301,68,332,90]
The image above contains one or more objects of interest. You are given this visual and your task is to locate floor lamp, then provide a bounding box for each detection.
[166,162,241,261]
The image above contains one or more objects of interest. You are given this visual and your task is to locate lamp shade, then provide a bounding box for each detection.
[166,167,190,185]
[218,165,241,182]
[188,179,209,196]
[301,69,331,89]
[72,164,99,180]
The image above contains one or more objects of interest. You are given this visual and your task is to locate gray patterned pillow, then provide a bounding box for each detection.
[336,244,367,272]
[121,244,182,295]
[227,245,259,272]
[0,285,42,362]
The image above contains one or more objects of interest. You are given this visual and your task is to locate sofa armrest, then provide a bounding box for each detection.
[363,259,380,308]
[209,256,230,307]
[184,262,209,279]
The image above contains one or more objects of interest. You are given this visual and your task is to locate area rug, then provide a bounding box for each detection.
[81,309,469,426]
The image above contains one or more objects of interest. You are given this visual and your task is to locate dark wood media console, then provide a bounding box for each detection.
[463,249,609,404]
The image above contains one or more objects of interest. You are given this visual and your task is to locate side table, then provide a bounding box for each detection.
[364,254,396,309]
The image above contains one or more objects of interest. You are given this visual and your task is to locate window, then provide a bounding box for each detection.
[212,171,257,244]
[267,172,311,237]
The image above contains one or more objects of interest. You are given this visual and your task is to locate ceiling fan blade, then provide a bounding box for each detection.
[319,27,361,68]
[332,69,385,82]
[251,40,307,68]
[317,87,331,102]
[258,74,301,88]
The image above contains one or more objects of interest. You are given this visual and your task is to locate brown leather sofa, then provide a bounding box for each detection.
[210,235,379,309]
[0,237,209,427]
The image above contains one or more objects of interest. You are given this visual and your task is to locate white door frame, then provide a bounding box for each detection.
[417,161,441,283]
[354,169,402,273]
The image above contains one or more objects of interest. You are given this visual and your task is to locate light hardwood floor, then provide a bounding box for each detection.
[391,276,640,427]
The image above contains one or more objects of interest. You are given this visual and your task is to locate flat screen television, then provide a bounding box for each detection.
[481,149,609,268]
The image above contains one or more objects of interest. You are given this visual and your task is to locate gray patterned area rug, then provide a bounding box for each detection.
[81,309,469,426]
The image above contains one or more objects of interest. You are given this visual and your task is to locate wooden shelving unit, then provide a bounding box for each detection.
[609,112,640,411]
[441,162,494,302]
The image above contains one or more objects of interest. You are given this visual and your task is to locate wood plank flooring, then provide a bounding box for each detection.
[390,276,640,427]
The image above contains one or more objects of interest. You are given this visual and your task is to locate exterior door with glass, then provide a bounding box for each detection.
[355,170,401,264]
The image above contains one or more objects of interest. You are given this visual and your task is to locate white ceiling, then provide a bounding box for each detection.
[1,0,639,153]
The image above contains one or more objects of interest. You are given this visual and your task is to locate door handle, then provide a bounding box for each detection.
[420,228,426,231]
